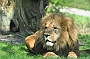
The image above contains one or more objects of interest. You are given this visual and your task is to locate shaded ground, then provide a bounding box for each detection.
[0,33,84,46]
[0,33,25,44]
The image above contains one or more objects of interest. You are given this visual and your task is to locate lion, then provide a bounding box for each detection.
[0,0,15,33]
[25,13,79,58]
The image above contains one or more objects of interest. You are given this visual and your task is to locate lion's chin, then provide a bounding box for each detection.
[46,41,53,46]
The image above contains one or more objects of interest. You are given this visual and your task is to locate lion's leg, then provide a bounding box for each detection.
[25,31,38,52]
[25,36,35,52]
[43,52,58,58]
[68,51,78,58]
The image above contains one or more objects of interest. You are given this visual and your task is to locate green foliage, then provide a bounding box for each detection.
[50,0,90,10]
[50,0,73,7]
[45,5,60,13]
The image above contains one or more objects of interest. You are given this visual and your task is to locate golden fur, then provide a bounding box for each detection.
[25,13,79,58]
[25,31,38,52]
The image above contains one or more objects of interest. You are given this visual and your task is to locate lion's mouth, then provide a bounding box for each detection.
[45,40,56,46]
[46,40,56,43]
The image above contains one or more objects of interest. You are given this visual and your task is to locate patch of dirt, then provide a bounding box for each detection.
[0,33,25,44]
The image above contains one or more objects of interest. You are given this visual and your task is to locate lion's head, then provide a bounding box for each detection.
[42,15,62,46]
[36,13,78,52]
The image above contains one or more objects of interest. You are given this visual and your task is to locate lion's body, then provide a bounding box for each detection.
[25,13,79,58]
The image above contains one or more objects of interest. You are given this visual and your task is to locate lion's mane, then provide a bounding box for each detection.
[33,13,79,57]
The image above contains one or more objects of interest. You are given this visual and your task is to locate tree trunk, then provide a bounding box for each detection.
[0,0,49,34]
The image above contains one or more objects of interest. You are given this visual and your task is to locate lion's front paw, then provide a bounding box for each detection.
[68,51,78,58]
[43,52,58,58]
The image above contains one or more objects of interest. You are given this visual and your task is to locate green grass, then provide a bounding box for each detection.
[0,34,90,59]
[79,34,90,50]
[0,41,47,59]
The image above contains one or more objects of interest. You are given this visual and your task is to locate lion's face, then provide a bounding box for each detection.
[42,16,62,46]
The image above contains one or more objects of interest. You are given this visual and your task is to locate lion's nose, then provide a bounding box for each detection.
[44,34,50,38]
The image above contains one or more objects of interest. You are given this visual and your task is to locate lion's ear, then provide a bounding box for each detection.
[65,17,78,42]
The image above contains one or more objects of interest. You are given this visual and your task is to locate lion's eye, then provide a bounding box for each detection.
[54,27,58,33]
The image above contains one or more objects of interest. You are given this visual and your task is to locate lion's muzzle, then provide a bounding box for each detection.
[44,33,57,46]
